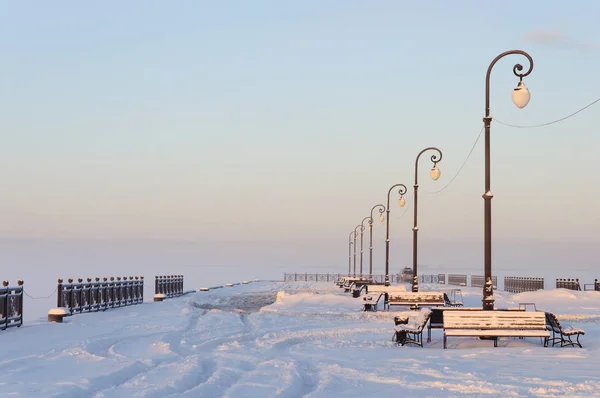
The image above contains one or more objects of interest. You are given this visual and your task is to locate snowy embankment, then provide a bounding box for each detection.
[1,281,600,397]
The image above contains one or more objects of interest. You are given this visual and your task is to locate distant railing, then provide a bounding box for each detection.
[1,280,23,330]
[448,274,467,286]
[583,279,599,291]
[283,273,399,283]
[154,275,186,298]
[504,277,544,293]
[471,275,497,288]
[418,274,446,284]
[57,276,144,315]
[556,278,581,291]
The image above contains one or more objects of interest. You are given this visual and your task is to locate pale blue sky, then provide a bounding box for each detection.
[1,2,599,274]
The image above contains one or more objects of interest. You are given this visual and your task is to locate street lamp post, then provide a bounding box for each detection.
[412,147,443,292]
[482,50,533,310]
[353,227,358,277]
[368,204,386,279]
[348,231,355,276]
[384,184,408,286]
[360,217,371,278]
[353,225,364,278]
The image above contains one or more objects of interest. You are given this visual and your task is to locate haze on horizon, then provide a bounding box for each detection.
[1,1,599,274]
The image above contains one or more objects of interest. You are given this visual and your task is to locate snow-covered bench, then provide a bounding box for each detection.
[392,309,432,347]
[388,292,445,308]
[336,277,360,288]
[545,311,585,348]
[442,310,550,349]
[362,292,386,311]
[361,285,408,310]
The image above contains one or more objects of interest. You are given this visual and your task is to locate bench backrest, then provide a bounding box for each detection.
[388,292,444,303]
[367,285,407,294]
[443,310,546,330]
[545,312,562,332]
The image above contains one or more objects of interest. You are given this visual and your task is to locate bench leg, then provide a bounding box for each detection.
[494,337,498,347]
[443,335,447,349]
[544,337,548,347]
[427,326,431,343]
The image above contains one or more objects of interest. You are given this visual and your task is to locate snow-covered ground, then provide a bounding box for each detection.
[2,280,599,397]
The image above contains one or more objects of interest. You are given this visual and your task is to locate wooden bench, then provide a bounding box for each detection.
[443,310,549,349]
[361,286,407,310]
[362,292,386,311]
[388,292,445,308]
[339,277,361,289]
[427,307,526,342]
[545,312,585,348]
[392,310,432,347]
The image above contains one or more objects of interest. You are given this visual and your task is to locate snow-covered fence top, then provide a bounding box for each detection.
[57,276,144,316]
[1,280,23,331]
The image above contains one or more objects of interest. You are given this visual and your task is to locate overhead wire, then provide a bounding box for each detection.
[424,127,483,195]
[422,95,600,194]
[493,96,600,128]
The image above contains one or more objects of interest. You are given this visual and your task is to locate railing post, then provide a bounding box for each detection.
[57,278,63,307]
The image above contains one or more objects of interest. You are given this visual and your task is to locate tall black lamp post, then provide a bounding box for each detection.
[384,184,408,286]
[359,217,371,278]
[368,204,386,279]
[412,147,443,292]
[354,225,363,278]
[348,231,355,276]
[482,50,533,310]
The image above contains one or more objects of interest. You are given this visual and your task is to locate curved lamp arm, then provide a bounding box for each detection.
[485,50,534,115]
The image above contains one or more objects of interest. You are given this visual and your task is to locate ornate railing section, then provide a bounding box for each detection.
[57,276,144,315]
[556,278,581,291]
[448,274,467,286]
[155,275,184,298]
[418,274,446,284]
[283,273,398,283]
[1,280,23,330]
[503,276,544,293]
[471,275,497,288]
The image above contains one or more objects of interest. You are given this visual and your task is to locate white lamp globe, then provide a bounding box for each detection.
[512,80,531,109]
[398,197,406,207]
[430,167,441,181]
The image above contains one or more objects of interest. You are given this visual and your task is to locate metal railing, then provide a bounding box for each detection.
[471,275,497,288]
[155,275,185,298]
[57,276,144,315]
[418,274,446,284]
[504,277,544,293]
[1,280,23,330]
[448,274,467,286]
[556,278,581,291]
[583,279,600,291]
[283,273,400,283]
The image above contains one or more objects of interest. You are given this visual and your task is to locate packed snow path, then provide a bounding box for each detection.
[1,281,600,397]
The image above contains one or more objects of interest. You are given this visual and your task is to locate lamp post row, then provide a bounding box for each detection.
[346,50,534,310]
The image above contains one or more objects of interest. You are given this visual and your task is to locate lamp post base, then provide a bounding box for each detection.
[482,278,495,310]
[412,276,419,292]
